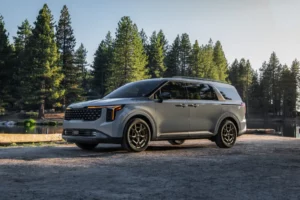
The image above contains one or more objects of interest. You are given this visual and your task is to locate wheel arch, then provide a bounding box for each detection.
[214,112,240,135]
[122,111,157,140]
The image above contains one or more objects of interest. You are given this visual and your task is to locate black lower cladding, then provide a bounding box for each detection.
[63,129,96,136]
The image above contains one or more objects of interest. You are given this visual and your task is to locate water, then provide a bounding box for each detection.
[0,121,298,137]
[0,126,63,134]
[247,121,298,137]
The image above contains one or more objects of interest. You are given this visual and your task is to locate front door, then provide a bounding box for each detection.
[153,81,190,137]
[186,82,222,134]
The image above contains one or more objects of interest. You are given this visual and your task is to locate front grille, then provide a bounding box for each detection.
[64,108,102,121]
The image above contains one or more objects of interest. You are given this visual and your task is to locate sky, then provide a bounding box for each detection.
[1,0,300,70]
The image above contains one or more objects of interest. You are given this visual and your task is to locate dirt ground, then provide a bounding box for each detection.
[0,135,300,200]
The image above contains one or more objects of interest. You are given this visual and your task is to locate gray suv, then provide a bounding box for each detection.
[63,77,246,152]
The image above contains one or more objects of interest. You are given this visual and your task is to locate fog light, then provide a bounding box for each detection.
[92,131,108,138]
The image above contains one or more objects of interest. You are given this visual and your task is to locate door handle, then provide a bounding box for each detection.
[175,104,186,108]
[188,104,199,108]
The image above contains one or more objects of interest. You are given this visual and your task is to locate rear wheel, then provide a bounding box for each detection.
[215,120,237,148]
[75,143,98,150]
[168,139,185,145]
[122,118,151,152]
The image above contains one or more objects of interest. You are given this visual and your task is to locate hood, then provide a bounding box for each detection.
[68,98,145,108]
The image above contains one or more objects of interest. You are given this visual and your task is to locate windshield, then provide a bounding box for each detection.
[104,79,166,99]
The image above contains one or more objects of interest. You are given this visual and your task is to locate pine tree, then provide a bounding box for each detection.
[147,31,166,78]
[0,15,13,110]
[13,19,32,108]
[280,65,294,118]
[189,40,202,77]
[25,4,64,118]
[74,43,88,91]
[291,60,300,112]
[92,31,113,96]
[56,5,82,106]
[228,59,239,85]
[179,33,191,76]
[139,28,148,52]
[268,52,282,116]
[201,39,217,79]
[213,41,228,81]
[157,30,168,56]
[106,16,148,92]
[165,35,180,77]
[14,19,32,52]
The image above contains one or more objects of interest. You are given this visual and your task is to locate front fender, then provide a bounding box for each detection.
[118,108,157,139]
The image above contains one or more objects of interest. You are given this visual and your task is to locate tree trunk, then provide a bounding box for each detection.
[38,101,45,119]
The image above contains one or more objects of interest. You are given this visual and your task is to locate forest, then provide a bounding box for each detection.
[0,4,299,119]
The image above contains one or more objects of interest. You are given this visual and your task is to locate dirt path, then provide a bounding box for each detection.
[0,135,300,200]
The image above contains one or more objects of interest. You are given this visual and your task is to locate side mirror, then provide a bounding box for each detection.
[159,92,171,101]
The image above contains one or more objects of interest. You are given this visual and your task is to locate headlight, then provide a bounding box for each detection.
[106,105,124,121]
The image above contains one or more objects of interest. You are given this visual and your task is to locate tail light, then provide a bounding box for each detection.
[241,102,246,115]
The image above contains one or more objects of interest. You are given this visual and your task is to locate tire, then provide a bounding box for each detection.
[215,120,237,148]
[168,139,185,145]
[122,118,151,152]
[75,143,98,150]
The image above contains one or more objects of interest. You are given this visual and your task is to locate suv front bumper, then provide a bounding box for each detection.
[62,129,122,144]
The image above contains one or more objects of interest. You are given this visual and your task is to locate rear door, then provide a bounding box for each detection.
[186,82,222,134]
[153,81,190,136]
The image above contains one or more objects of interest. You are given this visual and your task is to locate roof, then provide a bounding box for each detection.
[144,77,233,88]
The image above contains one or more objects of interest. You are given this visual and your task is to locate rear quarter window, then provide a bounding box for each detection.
[216,86,242,101]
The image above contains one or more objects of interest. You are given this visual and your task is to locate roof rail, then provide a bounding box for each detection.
[171,76,226,83]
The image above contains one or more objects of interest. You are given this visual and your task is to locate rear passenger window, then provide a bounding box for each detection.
[155,82,188,99]
[186,83,218,100]
[216,86,241,101]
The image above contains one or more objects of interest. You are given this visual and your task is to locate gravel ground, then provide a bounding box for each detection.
[0,135,300,200]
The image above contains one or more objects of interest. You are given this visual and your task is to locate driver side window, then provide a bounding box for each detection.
[154,82,188,99]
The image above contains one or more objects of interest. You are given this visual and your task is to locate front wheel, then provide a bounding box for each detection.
[122,118,151,152]
[75,143,98,150]
[215,120,237,148]
[168,139,185,145]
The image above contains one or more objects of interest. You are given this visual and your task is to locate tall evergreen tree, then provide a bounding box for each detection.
[165,35,181,77]
[106,16,148,92]
[157,29,168,56]
[139,28,148,52]
[200,39,218,79]
[56,5,82,106]
[189,40,202,77]
[280,65,294,118]
[74,43,88,91]
[291,59,300,112]
[268,52,282,116]
[25,4,64,118]
[92,31,113,96]
[213,41,228,81]
[13,19,32,108]
[0,15,13,110]
[147,31,166,78]
[179,33,191,76]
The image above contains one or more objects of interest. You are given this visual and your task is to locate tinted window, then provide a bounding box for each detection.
[104,80,166,99]
[154,81,188,99]
[186,83,218,100]
[216,86,241,101]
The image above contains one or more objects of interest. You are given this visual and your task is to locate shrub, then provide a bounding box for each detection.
[48,121,57,126]
[25,112,38,118]
[24,119,36,127]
